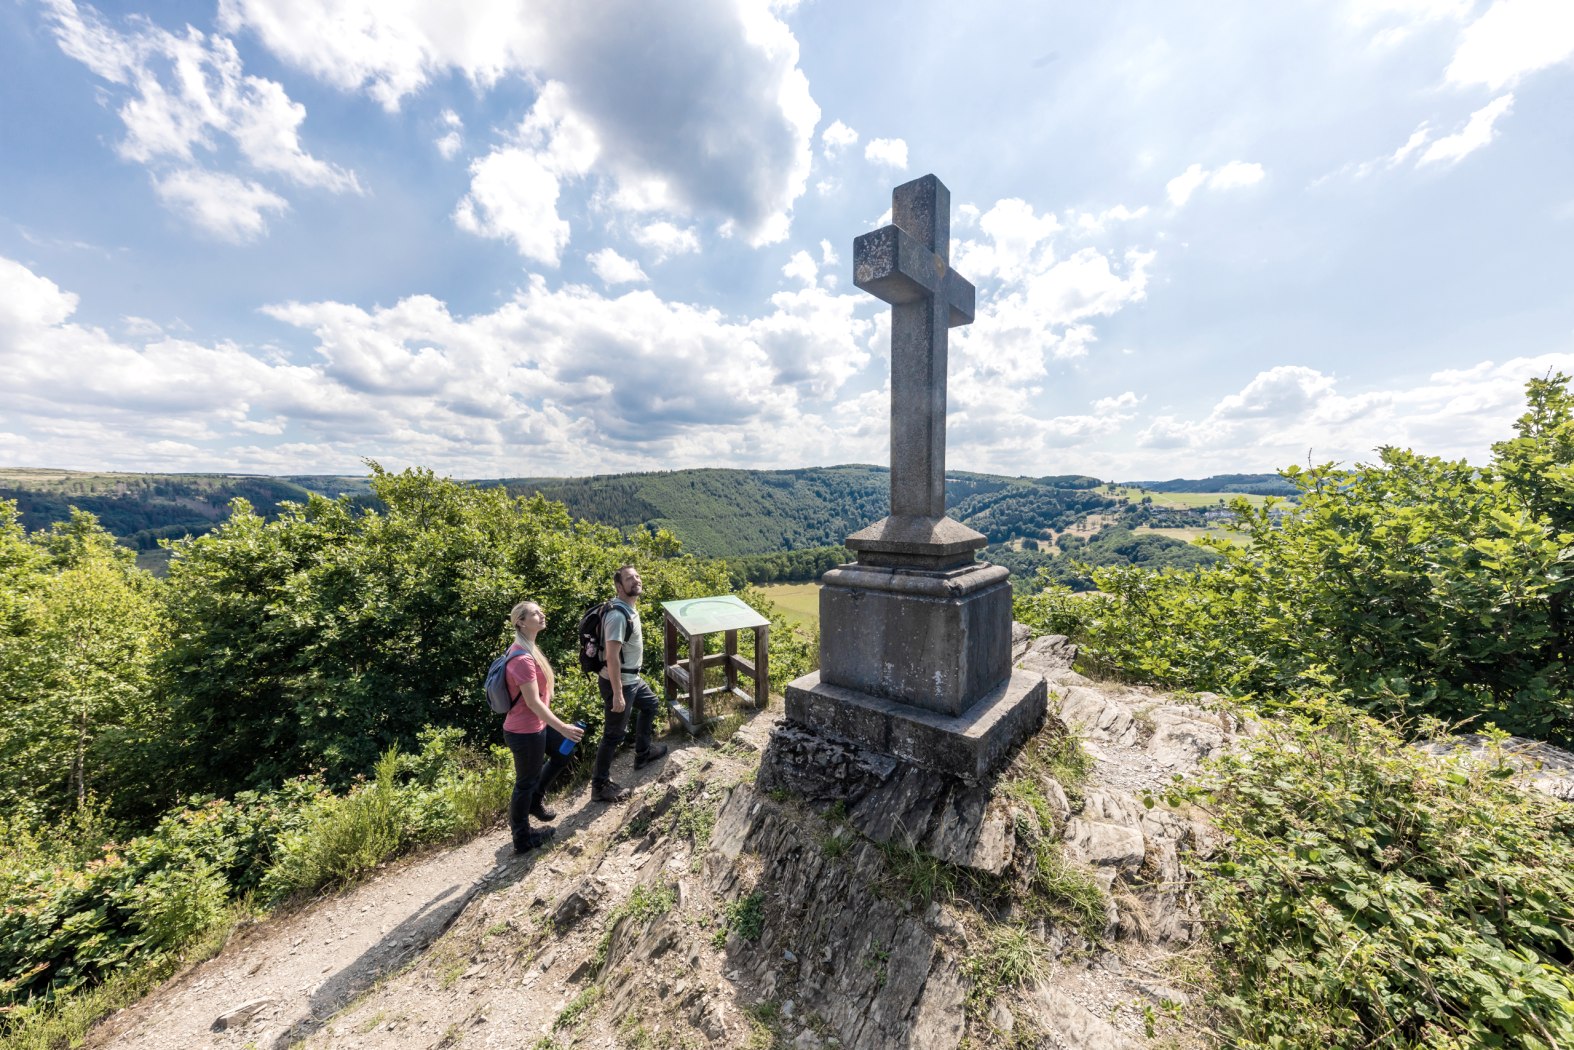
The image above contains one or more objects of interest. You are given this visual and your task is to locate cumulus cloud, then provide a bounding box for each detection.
[1167,161,1265,206]
[435,109,463,159]
[1446,0,1574,89]
[1418,93,1515,165]
[631,221,701,262]
[1093,391,1142,413]
[153,168,290,242]
[454,83,599,264]
[781,250,818,285]
[587,248,648,286]
[220,0,820,245]
[864,137,908,170]
[820,119,858,157]
[0,253,876,474]
[1127,355,1574,475]
[44,0,357,236]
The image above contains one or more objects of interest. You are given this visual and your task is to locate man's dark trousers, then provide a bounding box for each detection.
[593,676,659,783]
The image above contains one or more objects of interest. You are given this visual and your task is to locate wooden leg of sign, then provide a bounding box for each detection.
[753,625,769,708]
[688,630,705,727]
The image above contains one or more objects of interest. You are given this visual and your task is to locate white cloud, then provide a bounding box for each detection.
[454,149,572,265]
[1390,124,1433,166]
[631,221,701,261]
[864,137,909,170]
[1168,161,1265,206]
[1126,355,1574,474]
[435,108,463,159]
[587,248,648,286]
[1418,93,1515,166]
[1093,391,1142,413]
[1447,0,1574,89]
[453,83,599,265]
[1212,365,1337,419]
[1072,204,1149,235]
[1165,164,1208,207]
[820,119,858,157]
[1209,161,1266,190]
[220,0,820,245]
[781,250,817,285]
[44,0,357,237]
[153,168,289,242]
[0,253,878,474]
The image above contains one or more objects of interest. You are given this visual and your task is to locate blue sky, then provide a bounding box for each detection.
[2,0,1571,480]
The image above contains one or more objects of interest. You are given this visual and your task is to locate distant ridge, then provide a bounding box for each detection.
[1125,472,1295,496]
[3,465,1275,561]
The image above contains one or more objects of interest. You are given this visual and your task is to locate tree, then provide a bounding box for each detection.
[0,509,166,822]
[160,466,730,795]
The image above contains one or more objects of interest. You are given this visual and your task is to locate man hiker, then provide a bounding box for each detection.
[591,564,667,802]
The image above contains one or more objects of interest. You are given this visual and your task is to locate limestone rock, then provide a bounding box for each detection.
[1018,634,1077,678]
[1145,708,1227,768]
[1011,620,1032,662]
[550,877,606,931]
[1412,734,1574,800]
[211,998,275,1031]
[1063,818,1145,884]
[1035,984,1138,1050]
[1057,687,1138,746]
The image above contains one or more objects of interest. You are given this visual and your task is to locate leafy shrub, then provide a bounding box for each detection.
[0,728,510,1021]
[1016,375,1574,745]
[1183,698,1574,1049]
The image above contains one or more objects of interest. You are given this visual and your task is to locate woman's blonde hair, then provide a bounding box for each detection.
[508,601,555,697]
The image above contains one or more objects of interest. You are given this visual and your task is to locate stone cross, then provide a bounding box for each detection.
[854,175,975,519]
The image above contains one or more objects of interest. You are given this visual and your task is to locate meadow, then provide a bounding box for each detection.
[758,581,819,631]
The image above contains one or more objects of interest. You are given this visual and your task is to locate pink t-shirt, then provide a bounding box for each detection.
[501,647,549,734]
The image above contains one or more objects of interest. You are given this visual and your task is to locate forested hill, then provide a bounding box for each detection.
[1125,472,1297,496]
[483,466,1117,557]
[0,469,372,551]
[3,465,1133,560]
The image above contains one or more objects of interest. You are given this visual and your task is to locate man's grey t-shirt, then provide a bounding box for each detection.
[603,600,643,686]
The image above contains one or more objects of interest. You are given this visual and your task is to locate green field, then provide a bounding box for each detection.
[759,582,820,631]
[1133,525,1249,546]
[1107,486,1279,509]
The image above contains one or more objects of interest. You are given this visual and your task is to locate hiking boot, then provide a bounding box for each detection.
[633,742,668,770]
[513,827,555,853]
[529,801,556,822]
[592,780,631,803]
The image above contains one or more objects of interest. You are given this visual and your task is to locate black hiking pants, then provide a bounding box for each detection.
[592,676,659,784]
[503,729,571,846]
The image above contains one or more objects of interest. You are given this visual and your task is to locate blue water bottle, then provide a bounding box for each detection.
[559,722,587,757]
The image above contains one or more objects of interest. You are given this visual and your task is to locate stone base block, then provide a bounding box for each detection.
[819,560,1012,717]
[784,669,1048,782]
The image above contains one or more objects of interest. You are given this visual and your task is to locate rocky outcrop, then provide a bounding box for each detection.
[1412,734,1574,800]
[701,645,1239,1049]
[93,627,1236,1050]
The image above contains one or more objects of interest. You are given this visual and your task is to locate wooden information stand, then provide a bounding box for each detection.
[660,595,770,734]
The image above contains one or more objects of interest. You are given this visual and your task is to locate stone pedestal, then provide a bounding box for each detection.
[785,551,1047,781]
[817,560,1010,716]
[784,670,1047,782]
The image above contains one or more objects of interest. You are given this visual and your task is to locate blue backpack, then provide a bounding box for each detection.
[483,648,526,714]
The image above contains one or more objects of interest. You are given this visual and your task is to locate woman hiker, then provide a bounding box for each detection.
[503,600,585,853]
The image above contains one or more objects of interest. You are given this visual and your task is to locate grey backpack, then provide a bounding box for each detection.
[483,648,526,714]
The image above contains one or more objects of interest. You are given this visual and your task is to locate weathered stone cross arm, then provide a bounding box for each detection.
[852,224,975,327]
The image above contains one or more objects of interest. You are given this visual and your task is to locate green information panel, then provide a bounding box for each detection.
[661,594,770,635]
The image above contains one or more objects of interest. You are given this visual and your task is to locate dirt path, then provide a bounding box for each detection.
[85,741,697,1050]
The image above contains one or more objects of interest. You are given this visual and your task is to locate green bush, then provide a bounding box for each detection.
[1182,699,1574,1049]
[0,728,510,1022]
[1016,375,1574,744]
